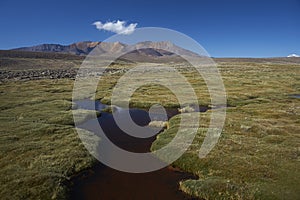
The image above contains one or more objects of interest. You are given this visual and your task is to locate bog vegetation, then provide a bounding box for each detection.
[0,51,299,199]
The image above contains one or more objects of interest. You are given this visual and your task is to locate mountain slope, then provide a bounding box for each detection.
[12,41,199,58]
[13,41,100,55]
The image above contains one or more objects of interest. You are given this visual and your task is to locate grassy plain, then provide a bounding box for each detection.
[0,51,299,199]
[0,79,101,199]
[151,61,300,199]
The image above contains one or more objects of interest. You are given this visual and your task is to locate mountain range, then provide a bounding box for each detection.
[12,41,199,60]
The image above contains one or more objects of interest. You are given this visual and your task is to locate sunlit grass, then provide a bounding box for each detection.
[0,79,97,199]
[151,62,300,199]
[0,59,299,199]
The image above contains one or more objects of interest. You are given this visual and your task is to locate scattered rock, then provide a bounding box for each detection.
[178,106,195,113]
[0,68,128,82]
[240,125,252,131]
[148,120,169,129]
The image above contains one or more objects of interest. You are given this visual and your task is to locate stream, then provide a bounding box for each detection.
[70,100,198,200]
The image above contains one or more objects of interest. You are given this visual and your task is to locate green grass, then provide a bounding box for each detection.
[150,62,300,199]
[90,60,300,199]
[0,79,97,199]
[0,57,299,199]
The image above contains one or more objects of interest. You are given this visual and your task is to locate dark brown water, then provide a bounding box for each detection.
[70,101,197,200]
[70,164,197,200]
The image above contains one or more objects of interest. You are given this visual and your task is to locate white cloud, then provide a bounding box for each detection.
[93,20,137,35]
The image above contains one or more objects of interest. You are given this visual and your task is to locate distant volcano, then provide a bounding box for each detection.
[287,53,300,57]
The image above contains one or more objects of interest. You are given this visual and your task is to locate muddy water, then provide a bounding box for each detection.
[70,101,197,200]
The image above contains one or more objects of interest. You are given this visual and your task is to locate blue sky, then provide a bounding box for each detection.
[0,0,299,57]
